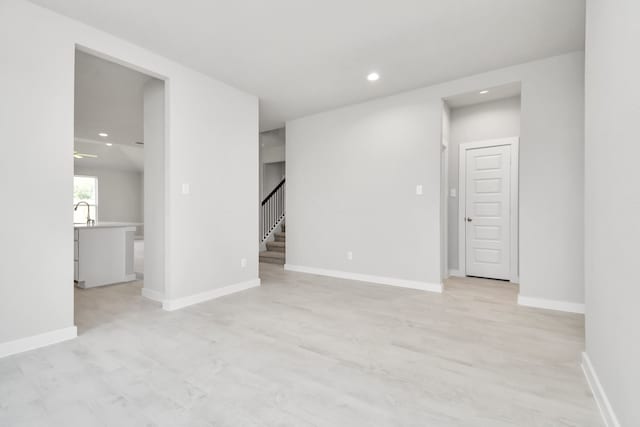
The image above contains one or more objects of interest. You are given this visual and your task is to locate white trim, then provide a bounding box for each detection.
[458,137,519,282]
[517,295,585,314]
[0,326,77,359]
[510,141,519,283]
[448,269,464,277]
[162,279,261,311]
[449,269,520,284]
[141,287,165,303]
[582,353,621,427]
[75,43,171,324]
[284,264,443,293]
[441,106,449,282]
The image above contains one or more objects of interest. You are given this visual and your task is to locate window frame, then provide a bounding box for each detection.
[73,174,99,223]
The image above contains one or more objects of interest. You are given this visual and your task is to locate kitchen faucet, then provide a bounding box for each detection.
[74,201,94,226]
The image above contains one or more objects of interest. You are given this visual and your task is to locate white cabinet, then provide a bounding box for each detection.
[74,224,137,288]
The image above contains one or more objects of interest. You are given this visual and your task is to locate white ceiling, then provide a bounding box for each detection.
[35,0,585,131]
[75,139,144,172]
[75,50,151,147]
[445,82,522,109]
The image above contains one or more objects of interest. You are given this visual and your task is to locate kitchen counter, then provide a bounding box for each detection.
[74,222,142,229]
[74,223,139,288]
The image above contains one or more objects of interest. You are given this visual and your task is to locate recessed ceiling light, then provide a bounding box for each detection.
[98,132,108,137]
[367,72,380,82]
[479,90,489,94]
[105,143,113,147]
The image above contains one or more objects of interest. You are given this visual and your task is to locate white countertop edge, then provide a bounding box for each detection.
[74,222,142,229]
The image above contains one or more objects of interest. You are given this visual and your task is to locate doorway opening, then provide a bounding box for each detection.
[73,47,166,330]
[259,128,286,271]
[442,82,521,283]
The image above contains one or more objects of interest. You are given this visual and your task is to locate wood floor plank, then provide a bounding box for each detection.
[0,264,602,426]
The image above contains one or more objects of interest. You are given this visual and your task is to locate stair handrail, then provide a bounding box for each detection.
[262,178,285,205]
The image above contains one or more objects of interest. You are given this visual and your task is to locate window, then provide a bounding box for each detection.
[73,175,98,223]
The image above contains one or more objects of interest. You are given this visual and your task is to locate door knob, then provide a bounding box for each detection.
[466,217,473,222]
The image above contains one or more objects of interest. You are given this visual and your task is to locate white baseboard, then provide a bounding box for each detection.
[162,278,261,311]
[284,264,442,293]
[0,326,77,359]
[448,269,464,277]
[517,295,585,314]
[582,353,621,427]
[141,287,165,303]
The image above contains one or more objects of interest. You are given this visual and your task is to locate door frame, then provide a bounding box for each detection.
[458,137,519,283]
[74,44,170,309]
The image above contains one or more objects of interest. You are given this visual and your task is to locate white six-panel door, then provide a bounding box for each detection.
[464,144,512,280]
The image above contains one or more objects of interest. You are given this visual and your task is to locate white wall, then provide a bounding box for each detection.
[143,79,165,297]
[287,94,443,286]
[0,1,75,346]
[74,165,143,223]
[259,127,285,201]
[448,96,521,271]
[287,52,584,303]
[0,0,258,347]
[584,0,640,425]
[263,162,285,198]
[260,128,286,163]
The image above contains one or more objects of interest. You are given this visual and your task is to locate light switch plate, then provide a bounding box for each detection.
[240,258,247,268]
[181,183,190,195]
[450,188,457,197]
[346,251,353,261]
[416,184,423,195]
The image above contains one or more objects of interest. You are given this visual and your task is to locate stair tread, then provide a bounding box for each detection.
[260,258,285,265]
[259,251,285,259]
[266,241,285,247]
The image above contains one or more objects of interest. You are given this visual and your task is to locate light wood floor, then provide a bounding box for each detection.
[0,264,601,426]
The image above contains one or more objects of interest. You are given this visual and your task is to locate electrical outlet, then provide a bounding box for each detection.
[416,184,423,195]
[240,258,247,268]
[450,188,457,198]
[346,251,353,261]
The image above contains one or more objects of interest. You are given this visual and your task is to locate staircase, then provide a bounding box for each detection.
[259,178,286,265]
[259,223,286,265]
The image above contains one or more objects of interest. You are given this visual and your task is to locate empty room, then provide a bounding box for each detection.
[0,1,637,426]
